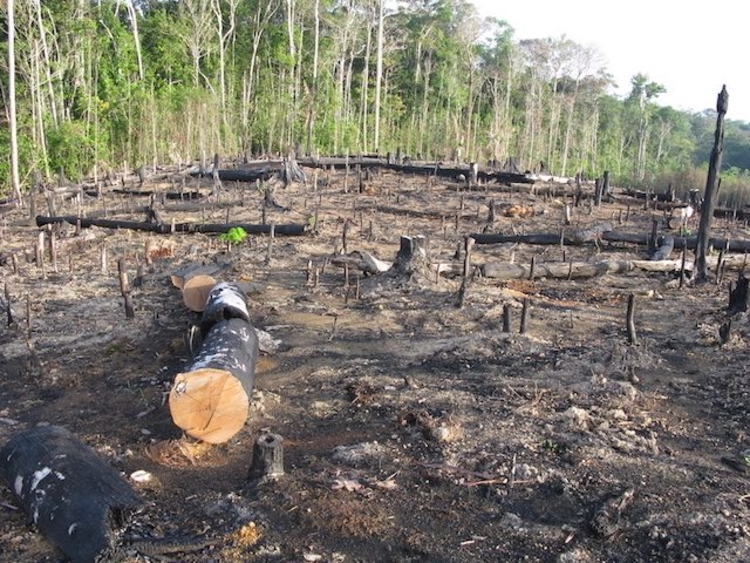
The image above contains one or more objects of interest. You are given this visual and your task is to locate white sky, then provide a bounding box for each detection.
[471,0,750,121]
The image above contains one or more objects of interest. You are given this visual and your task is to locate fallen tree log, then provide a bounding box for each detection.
[169,318,259,443]
[199,282,251,336]
[330,250,392,275]
[298,156,532,184]
[481,255,748,281]
[169,283,258,443]
[36,215,308,236]
[190,168,274,183]
[113,188,205,200]
[0,425,141,563]
[469,229,750,253]
[171,262,233,312]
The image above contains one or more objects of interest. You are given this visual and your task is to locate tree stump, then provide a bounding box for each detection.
[392,235,431,276]
[728,273,749,314]
[651,236,674,260]
[248,433,285,483]
[0,426,141,563]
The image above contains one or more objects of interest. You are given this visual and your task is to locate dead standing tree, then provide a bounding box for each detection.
[695,85,728,283]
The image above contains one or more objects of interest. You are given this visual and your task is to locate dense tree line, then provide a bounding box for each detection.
[1,0,749,204]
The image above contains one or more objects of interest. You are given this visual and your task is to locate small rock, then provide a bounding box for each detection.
[130,470,152,483]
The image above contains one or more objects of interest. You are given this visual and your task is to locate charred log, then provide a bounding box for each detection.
[0,426,141,563]
[36,216,308,236]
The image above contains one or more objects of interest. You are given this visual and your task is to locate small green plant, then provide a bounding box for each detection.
[219,227,248,244]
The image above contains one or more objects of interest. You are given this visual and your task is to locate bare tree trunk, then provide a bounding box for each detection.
[125,0,144,81]
[306,0,320,155]
[695,86,729,283]
[359,13,372,151]
[8,0,22,203]
[373,0,384,150]
[33,0,58,126]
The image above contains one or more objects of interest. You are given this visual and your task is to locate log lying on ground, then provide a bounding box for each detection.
[169,318,259,443]
[169,283,258,443]
[330,250,392,275]
[36,215,308,236]
[113,188,205,200]
[481,255,749,281]
[171,262,233,313]
[190,168,274,183]
[0,425,141,563]
[470,229,750,253]
[297,156,532,184]
[199,282,251,336]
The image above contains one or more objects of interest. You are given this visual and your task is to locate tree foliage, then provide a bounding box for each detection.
[1,0,748,196]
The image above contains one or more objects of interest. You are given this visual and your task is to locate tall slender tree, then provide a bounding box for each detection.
[7,0,22,201]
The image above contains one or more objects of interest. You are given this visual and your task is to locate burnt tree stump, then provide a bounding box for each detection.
[696,85,729,283]
[248,433,285,483]
[651,236,674,260]
[392,235,430,276]
[728,273,749,314]
[0,426,141,563]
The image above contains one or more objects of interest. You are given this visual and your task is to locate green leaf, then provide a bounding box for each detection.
[219,227,248,244]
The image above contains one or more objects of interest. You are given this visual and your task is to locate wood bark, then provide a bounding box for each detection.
[36,216,308,236]
[0,425,141,563]
[199,282,251,337]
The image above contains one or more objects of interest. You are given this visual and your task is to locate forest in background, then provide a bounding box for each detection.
[1,0,750,205]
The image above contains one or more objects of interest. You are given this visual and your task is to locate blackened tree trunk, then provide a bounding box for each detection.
[0,426,141,563]
[695,86,729,283]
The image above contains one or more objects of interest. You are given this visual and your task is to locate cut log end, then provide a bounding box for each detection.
[169,368,249,444]
[182,274,216,312]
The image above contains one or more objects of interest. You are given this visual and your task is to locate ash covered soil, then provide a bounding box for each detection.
[0,167,749,563]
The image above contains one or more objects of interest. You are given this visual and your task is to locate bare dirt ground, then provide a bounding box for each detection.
[0,166,749,563]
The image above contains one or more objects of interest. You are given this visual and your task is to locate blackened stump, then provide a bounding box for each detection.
[248,434,285,482]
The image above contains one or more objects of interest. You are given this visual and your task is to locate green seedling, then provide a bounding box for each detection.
[219,227,248,244]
